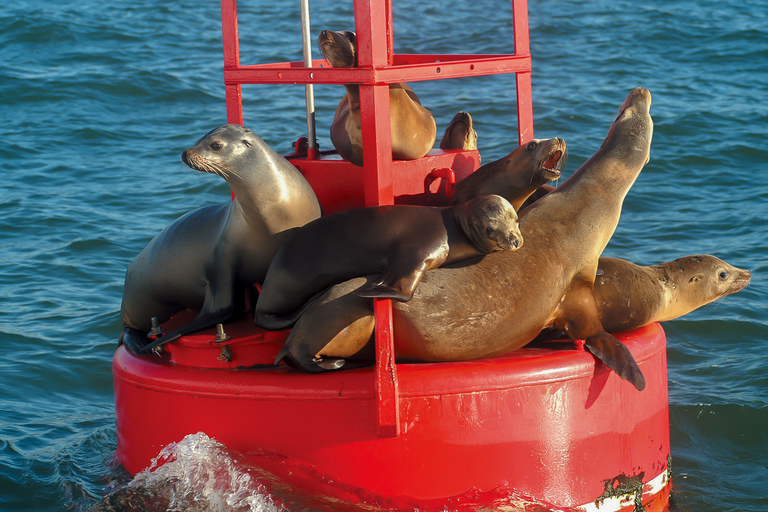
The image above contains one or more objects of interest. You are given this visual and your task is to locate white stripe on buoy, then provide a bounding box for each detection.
[575,469,669,512]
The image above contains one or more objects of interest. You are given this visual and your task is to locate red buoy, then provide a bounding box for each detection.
[114,319,670,509]
[114,1,672,509]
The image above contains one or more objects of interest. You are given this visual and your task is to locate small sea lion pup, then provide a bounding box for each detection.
[319,30,437,166]
[439,111,479,154]
[450,137,566,210]
[273,88,653,391]
[255,194,522,330]
[120,124,322,354]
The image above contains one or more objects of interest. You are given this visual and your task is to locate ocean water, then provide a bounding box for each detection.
[0,0,766,510]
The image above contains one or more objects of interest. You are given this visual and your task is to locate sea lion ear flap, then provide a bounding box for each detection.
[583,332,646,391]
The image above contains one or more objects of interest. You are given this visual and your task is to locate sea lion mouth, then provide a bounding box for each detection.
[728,273,751,293]
[540,150,564,181]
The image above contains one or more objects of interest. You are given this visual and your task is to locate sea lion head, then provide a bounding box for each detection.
[458,194,523,253]
[318,30,357,68]
[449,136,566,207]
[600,87,653,167]
[661,255,751,320]
[439,111,478,153]
[674,255,751,296]
[181,124,263,181]
[518,137,567,187]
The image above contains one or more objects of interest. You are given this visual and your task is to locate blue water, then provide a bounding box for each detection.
[1,0,766,510]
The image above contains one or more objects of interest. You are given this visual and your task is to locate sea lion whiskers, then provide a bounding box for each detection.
[183,149,242,181]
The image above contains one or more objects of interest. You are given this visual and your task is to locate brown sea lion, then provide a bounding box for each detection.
[319,30,437,166]
[120,124,322,354]
[275,88,654,391]
[439,111,478,154]
[450,138,566,210]
[593,255,751,332]
[255,194,522,331]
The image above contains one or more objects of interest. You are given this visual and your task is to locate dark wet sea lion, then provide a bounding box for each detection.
[319,30,437,166]
[255,194,521,331]
[120,124,322,353]
[450,138,566,210]
[439,111,478,154]
[275,88,653,390]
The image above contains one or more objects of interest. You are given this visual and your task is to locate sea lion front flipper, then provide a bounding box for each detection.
[141,266,237,353]
[556,278,645,391]
[354,255,437,302]
[583,332,646,391]
[354,283,412,301]
[120,327,150,354]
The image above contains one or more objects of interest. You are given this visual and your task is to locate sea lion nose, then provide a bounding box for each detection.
[512,239,519,248]
[181,150,189,164]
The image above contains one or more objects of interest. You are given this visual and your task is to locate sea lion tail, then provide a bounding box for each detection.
[583,332,646,391]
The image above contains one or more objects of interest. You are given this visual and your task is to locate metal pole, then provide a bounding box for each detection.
[300,0,318,156]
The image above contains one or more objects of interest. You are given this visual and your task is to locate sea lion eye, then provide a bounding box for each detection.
[210,142,223,151]
[527,142,537,151]
[485,227,495,236]
[719,270,729,279]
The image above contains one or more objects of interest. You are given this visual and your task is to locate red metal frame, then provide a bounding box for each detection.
[219,0,534,437]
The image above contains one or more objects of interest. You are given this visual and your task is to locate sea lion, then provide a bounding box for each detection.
[280,254,752,372]
[319,30,437,166]
[450,138,566,210]
[255,194,522,330]
[439,111,478,154]
[593,255,751,332]
[120,124,322,354]
[275,88,654,391]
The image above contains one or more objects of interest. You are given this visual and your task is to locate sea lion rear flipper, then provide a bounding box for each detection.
[120,327,150,354]
[274,342,346,373]
[583,332,646,391]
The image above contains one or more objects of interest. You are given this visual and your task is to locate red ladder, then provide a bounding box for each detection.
[219,0,534,438]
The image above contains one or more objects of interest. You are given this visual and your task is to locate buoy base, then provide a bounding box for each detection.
[113,322,670,509]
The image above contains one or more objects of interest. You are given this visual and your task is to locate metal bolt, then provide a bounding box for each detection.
[214,323,230,344]
[218,345,232,363]
[147,317,165,339]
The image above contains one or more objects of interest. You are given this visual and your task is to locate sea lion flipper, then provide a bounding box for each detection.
[556,279,645,391]
[583,332,646,391]
[355,258,432,302]
[354,283,412,301]
[120,327,150,354]
[274,340,345,373]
